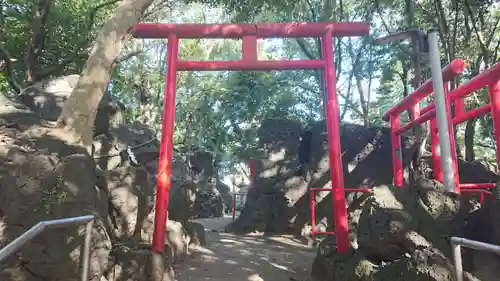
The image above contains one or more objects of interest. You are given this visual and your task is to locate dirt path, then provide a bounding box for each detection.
[173,216,316,281]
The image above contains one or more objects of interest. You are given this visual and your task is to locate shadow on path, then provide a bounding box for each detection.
[173,216,315,281]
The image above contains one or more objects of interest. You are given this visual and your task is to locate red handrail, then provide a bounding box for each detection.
[382,59,466,121]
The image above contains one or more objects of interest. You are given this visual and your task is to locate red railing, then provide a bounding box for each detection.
[383,59,500,199]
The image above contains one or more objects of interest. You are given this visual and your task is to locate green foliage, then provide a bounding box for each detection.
[41,175,69,215]
[1,0,117,93]
[1,0,499,174]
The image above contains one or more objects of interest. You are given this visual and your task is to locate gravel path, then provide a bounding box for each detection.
[173,216,316,281]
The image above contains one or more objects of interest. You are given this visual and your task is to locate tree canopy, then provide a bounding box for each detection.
[1,0,499,174]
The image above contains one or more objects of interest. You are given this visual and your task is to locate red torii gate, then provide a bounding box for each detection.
[133,22,370,254]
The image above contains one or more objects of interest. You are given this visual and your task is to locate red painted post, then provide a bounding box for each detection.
[430,118,443,183]
[489,79,500,168]
[411,104,420,120]
[152,34,179,253]
[390,115,403,187]
[242,35,257,61]
[322,31,349,253]
[455,98,466,117]
[309,189,316,238]
[248,160,254,187]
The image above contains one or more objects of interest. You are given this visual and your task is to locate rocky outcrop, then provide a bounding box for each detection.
[19,74,125,136]
[0,77,207,281]
[216,179,233,213]
[226,118,498,237]
[226,118,304,233]
[0,102,111,281]
[105,244,175,281]
[226,119,419,234]
[195,189,224,218]
[182,150,231,218]
[168,181,198,223]
[461,185,500,281]
[310,178,485,281]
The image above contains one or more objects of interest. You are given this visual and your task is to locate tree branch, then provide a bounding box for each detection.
[295,38,317,60]
[37,0,120,78]
[494,40,500,63]
[347,38,369,120]
[486,17,500,47]
[25,0,54,83]
[114,50,143,66]
[476,142,496,150]
[304,0,317,20]
[0,45,22,93]
[373,0,412,57]
[464,1,489,60]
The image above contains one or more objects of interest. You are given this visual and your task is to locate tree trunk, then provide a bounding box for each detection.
[58,0,154,147]
[26,0,54,83]
[464,117,477,162]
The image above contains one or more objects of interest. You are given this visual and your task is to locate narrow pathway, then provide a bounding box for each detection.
[173,216,316,281]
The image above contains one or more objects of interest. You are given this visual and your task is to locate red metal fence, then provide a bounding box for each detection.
[383,59,500,197]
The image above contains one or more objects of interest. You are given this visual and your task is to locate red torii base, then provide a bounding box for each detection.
[132,22,370,254]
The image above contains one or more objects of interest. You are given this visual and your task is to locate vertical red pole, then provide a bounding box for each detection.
[152,34,179,253]
[322,31,349,253]
[443,82,460,193]
[390,115,403,187]
[488,80,500,169]
[310,189,316,238]
[455,98,466,117]
[411,104,420,120]
[242,36,257,61]
[430,118,443,182]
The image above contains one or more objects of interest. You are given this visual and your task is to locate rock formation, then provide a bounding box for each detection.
[309,175,498,281]
[226,119,419,234]
[0,75,205,281]
[0,92,113,281]
[221,118,500,281]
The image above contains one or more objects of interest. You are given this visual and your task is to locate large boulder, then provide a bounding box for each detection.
[461,185,500,280]
[311,178,484,281]
[226,119,419,235]
[168,181,198,223]
[195,189,224,219]
[93,123,161,171]
[19,74,125,136]
[226,118,305,233]
[105,244,175,281]
[93,122,196,264]
[215,178,233,213]
[187,150,215,184]
[101,165,154,241]
[0,110,111,281]
[0,86,190,281]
